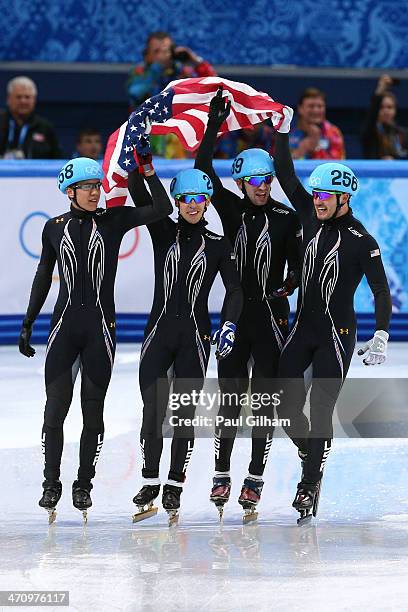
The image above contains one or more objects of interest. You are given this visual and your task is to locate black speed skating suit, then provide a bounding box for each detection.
[23,175,172,483]
[195,123,301,476]
[127,173,243,484]
[274,132,392,482]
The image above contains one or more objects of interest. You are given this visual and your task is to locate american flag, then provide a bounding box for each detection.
[103,76,287,207]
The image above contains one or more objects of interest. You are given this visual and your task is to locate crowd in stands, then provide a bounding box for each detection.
[1,31,407,162]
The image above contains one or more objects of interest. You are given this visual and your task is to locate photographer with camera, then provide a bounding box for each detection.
[127,31,216,158]
[361,74,408,159]
[127,31,216,109]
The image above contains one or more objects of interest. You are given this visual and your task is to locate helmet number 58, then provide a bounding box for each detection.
[58,163,74,184]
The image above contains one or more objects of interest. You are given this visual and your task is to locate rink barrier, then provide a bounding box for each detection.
[1,313,407,345]
[2,158,408,178]
[2,160,408,343]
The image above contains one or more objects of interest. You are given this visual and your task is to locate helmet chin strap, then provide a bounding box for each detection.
[70,187,90,212]
[329,194,348,220]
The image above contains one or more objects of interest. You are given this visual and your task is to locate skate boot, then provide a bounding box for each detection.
[72,480,92,523]
[210,476,231,521]
[132,485,160,523]
[162,484,182,526]
[238,477,263,524]
[39,479,62,524]
[293,479,322,525]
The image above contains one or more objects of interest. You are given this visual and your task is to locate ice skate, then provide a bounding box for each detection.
[293,479,322,525]
[72,480,92,523]
[38,479,62,524]
[238,477,263,524]
[132,485,160,523]
[210,476,231,521]
[162,484,182,526]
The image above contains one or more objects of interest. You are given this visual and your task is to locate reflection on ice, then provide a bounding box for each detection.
[1,520,408,611]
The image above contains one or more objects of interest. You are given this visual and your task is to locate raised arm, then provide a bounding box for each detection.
[127,167,175,240]
[19,222,56,357]
[195,88,242,220]
[113,171,173,234]
[274,108,314,224]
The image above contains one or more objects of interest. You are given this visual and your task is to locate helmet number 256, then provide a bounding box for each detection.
[331,169,358,192]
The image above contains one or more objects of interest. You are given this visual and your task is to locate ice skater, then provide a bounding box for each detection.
[18,156,172,523]
[273,108,392,523]
[194,88,301,521]
[126,162,242,525]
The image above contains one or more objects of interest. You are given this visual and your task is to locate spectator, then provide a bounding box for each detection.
[289,87,345,160]
[0,76,62,159]
[127,31,216,109]
[361,74,408,159]
[214,122,275,160]
[127,31,216,159]
[74,128,103,160]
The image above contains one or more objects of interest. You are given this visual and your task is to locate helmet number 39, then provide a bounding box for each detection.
[232,157,243,175]
[331,169,358,192]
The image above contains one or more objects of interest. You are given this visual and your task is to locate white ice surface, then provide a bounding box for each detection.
[1,343,408,611]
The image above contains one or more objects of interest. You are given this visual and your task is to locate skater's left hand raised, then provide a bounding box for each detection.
[212,321,236,359]
[18,320,35,357]
[357,330,389,365]
[208,86,231,129]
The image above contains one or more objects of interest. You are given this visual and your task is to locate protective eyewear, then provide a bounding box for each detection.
[243,174,273,187]
[312,190,341,201]
[75,181,103,191]
[176,194,208,204]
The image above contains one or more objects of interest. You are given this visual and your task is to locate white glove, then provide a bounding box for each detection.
[211,321,236,360]
[278,106,294,134]
[357,330,389,366]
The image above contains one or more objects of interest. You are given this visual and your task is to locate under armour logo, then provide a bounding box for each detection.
[55,217,64,223]
[340,328,349,334]
[109,322,116,328]
[279,319,288,326]
[203,335,211,341]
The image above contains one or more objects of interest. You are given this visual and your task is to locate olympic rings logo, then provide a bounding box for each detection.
[19,211,50,259]
[19,211,139,260]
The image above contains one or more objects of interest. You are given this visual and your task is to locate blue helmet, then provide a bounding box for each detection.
[58,157,104,194]
[308,163,359,196]
[231,148,275,180]
[170,169,213,198]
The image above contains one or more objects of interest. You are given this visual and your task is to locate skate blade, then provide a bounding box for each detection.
[132,506,158,523]
[217,506,224,522]
[46,508,57,525]
[313,481,322,517]
[167,510,179,527]
[297,511,313,526]
[243,509,258,525]
[82,510,88,524]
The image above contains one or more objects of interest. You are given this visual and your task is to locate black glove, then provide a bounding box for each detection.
[269,271,299,299]
[18,320,35,357]
[136,151,154,176]
[208,86,231,128]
